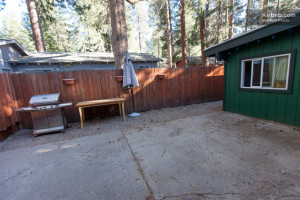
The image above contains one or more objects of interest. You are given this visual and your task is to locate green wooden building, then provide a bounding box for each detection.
[204,13,300,127]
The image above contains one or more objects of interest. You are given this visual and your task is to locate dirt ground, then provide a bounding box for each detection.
[0,101,223,152]
[1,101,299,153]
[1,101,300,200]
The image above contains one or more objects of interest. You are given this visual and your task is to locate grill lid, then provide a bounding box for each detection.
[29,93,61,106]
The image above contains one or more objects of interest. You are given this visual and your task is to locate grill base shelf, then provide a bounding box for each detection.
[33,126,65,137]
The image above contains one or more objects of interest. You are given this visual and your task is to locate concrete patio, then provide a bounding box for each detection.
[0,101,299,200]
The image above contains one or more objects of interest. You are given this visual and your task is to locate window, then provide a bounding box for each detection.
[240,50,295,92]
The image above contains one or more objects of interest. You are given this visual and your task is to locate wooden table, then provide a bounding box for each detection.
[76,98,126,128]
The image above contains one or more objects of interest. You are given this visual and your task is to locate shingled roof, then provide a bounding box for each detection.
[9,52,163,64]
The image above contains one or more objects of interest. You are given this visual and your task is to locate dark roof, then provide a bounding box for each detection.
[204,12,300,57]
[0,39,29,56]
[8,52,163,64]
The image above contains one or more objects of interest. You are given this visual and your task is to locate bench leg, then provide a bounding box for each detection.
[122,102,126,121]
[119,103,122,116]
[82,108,85,122]
[79,107,84,129]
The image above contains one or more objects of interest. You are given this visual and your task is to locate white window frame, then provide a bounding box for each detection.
[240,53,291,91]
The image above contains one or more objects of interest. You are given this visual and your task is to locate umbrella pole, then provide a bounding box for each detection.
[130,86,136,113]
[129,85,140,117]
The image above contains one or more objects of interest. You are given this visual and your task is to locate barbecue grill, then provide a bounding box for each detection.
[16,93,72,137]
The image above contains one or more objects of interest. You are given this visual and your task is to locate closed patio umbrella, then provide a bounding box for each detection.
[123,53,140,117]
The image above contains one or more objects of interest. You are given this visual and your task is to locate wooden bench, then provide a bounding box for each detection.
[76,98,126,128]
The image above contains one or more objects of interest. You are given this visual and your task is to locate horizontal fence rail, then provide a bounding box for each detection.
[3,67,223,129]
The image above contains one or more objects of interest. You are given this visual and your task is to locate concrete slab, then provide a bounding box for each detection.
[125,112,300,200]
[0,131,150,200]
[1,102,299,200]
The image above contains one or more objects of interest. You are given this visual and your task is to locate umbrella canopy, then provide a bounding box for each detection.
[123,53,139,88]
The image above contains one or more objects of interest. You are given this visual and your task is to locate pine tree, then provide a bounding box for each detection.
[26,0,46,52]
[180,0,187,67]
[165,0,173,68]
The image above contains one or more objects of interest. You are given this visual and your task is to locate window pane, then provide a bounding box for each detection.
[274,55,288,88]
[252,60,262,86]
[262,58,274,87]
[243,61,252,87]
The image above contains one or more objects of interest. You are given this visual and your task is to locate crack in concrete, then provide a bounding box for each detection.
[279,195,300,198]
[161,147,166,158]
[159,192,241,200]
[121,130,155,200]
[160,193,300,200]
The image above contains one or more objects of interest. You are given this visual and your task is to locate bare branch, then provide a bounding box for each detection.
[126,0,146,4]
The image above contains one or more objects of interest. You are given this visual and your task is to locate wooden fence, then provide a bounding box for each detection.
[2,67,223,130]
[0,73,19,133]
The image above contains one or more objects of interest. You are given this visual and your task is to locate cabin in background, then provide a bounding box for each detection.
[0,39,163,73]
[0,39,29,72]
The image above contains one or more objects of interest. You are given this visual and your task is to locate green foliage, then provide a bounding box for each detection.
[0,10,35,51]
[1,0,299,57]
[148,0,300,64]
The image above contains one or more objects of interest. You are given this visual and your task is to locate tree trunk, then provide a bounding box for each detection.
[168,0,174,65]
[276,0,280,20]
[26,0,46,52]
[205,0,210,34]
[180,0,187,67]
[262,0,268,24]
[245,0,250,31]
[158,39,160,67]
[137,16,142,52]
[216,0,221,43]
[109,0,128,69]
[158,39,160,58]
[198,0,206,67]
[165,0,172,68]
[228,0,234,39]
[188,41,190,57]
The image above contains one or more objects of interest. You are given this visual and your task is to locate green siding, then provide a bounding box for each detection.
[225,27,300,127]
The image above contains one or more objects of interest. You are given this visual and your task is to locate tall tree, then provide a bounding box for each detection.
[135,2,149,53]
[245,0,250,31]
[137,16,142,52]
[198,0,206,67]
[26,0,46,52]
[205,0,210,40]
[109,0,147,68]
[216,0,222,43]
[180,0,187,67]
[262,0,268,23]
[228,0,234,39]
[109,0,128,69]
[165,0,173,68]
[169,0,174,63]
